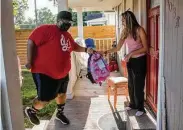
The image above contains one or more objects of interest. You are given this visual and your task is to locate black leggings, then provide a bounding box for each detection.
[127,55,147,111]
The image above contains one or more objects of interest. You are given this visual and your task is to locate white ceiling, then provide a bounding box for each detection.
[69,0,121,11]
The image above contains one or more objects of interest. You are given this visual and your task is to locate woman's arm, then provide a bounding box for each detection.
[105,38,125,54]
[104,28,127,54]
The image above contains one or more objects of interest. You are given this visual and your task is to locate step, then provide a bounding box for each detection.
[125,103,156,130]
[31,120,49,130]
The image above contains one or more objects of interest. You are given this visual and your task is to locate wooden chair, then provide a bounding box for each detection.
[107,61,128,108]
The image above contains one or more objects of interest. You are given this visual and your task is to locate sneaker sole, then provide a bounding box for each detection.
[55,117,69,125]
[25,108,40,125]
[135,112,145,117]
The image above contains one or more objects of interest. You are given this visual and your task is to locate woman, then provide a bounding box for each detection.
[103,11,148,116]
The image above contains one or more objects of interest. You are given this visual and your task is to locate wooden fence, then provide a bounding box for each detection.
[15,26,115,65]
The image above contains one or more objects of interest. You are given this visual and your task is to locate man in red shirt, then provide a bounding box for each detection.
[25,11,93,125]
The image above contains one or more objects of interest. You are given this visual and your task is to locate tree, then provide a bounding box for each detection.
[20,7,56,29]
[13,0,29,25]
[48,0,57,6]
[37,0,103,26]
[20,17,36,29]
[69,8,77,26]
[24,18,35,25]
[36,7,56,25]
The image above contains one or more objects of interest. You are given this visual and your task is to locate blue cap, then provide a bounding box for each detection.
[85,38,96,48]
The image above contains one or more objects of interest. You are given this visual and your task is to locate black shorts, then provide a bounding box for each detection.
[32,73,69,102]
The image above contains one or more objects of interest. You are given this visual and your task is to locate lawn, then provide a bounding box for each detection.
[21,70,56,128]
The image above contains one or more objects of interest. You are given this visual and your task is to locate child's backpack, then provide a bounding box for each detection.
[89,53,110,86]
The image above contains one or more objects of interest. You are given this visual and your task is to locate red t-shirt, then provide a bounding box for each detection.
[29,25,77,79]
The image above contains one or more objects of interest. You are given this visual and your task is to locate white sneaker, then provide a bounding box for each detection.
[135,111,144,117]
[125,106,132,111]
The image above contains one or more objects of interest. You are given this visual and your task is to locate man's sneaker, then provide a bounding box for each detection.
[25,107,40,125]
[56,111,70,125]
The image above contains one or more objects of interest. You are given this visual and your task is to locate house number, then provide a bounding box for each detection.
[167,0,180,28]
[175,16,180,28]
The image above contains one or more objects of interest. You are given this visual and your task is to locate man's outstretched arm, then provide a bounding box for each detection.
[72,42,94,54]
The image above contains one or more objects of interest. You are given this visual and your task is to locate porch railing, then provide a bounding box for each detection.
[16,38,115,65]
[94,38,115,51]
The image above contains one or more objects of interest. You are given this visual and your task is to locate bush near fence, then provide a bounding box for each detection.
[16,26,115,65]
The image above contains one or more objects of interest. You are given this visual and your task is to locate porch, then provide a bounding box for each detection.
[30,71,156,130]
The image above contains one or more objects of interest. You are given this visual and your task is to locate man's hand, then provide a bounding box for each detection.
[25,62,31,70]
[87,48,94,54]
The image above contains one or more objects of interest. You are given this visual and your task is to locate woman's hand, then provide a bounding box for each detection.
[96,50,106,56]
[124,53,132,62]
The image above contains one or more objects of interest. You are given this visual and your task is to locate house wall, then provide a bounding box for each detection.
[133,0,139,22]
[104,12,116,25]
[126,0,133,11]
[116,2,125,75]
[163,0,183,129]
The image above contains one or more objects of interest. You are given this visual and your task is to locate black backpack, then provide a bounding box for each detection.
[86,54,96,84]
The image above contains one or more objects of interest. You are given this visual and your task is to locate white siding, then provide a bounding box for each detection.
[164,0,183,129]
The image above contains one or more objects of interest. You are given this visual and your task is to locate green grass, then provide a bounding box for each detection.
[21,70,56,128]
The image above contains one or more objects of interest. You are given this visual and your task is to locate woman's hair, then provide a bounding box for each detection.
[121,11,140,40]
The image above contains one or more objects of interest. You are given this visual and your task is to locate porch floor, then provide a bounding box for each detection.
[46,72,128,130]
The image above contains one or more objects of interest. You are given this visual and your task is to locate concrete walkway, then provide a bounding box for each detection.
[46,72,128,130]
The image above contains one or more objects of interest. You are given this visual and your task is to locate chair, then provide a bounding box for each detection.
[107,60,128,108]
